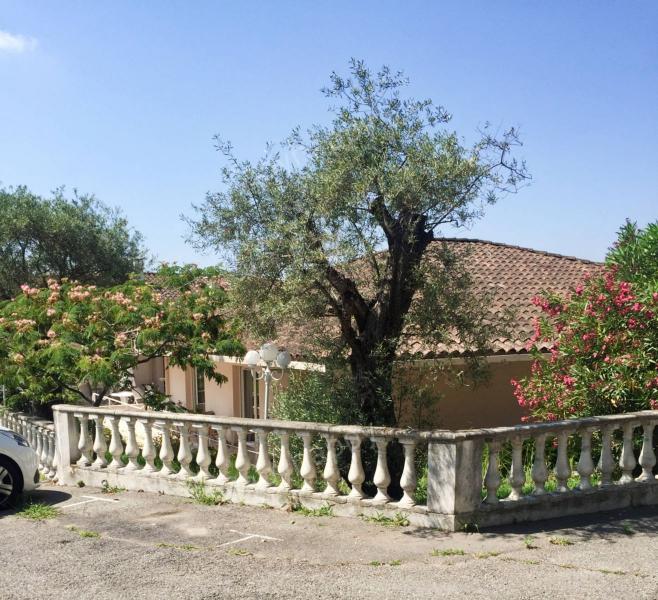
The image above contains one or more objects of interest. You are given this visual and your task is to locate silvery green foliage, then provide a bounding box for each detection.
[188,60,528,425]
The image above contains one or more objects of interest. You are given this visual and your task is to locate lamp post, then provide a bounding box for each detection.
[243,342,291,419]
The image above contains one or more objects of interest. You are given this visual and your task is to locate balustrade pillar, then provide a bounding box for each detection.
[254,429,272,490]
[34,427,43,470]
[531,434,548,495]
[139,419,157,473]
[398,439,417,508]
[509,436,524,500]
[75,414,93,467]
[211,425,230,484]
[637,421,656,482]
[92,415,108,468]
[175,422,194,480]
[276,431,294,491]
[234,427,251,486]
[106,416,124,471]
[156,421,175,475]
[322,434,341,496]
[122,417,141,472]
[600,425,615,485]
[299,432,316,495]
[371,436,391,503]
[619,422,637,484]
[555,430,571,492]
[577,427,595,490]
[193,424,212,480]
[484,440,501,504]
[345,435,365,500]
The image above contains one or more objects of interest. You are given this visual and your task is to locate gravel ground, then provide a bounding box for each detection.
[1,482,658,599]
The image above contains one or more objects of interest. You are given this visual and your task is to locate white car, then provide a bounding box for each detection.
[0,426,40,508]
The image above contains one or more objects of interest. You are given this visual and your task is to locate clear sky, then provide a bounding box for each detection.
[1,2,656,266]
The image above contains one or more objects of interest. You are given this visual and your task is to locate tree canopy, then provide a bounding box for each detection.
[0,265,243,414]
[513,220,658,421]
[188,60,528,425]
[0,185,147,299]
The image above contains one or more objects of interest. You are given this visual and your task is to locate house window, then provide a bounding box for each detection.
[194,368,206,413]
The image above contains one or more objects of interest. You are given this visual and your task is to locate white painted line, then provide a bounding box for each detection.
[60,495,119,510]
[217,535,258,548]
[81,495,118,503]
[228,529,283,542]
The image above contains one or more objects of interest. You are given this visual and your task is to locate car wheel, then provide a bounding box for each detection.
[0,456,22,509]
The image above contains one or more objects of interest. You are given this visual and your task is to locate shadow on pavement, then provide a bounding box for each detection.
[0,487,73,520]
[401,505,658,542]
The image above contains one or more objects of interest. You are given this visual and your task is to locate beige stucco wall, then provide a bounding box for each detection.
[166,365,189,408]
[396,358,531,430]
[163,357,529,429]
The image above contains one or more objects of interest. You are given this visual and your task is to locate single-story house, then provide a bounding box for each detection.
[135,239,603,429]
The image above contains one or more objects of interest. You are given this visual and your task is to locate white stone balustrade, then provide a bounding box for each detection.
[3,405,657,531]
[0,409,57,480]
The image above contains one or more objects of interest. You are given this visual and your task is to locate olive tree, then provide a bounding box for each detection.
[188,60,528,426]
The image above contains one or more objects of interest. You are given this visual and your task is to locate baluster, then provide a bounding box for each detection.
[322,434,341,496]
[139,419,157,473]
[484,440,501,504]
[122,417,141,472]
[397,439,417,508]
[34,427,43,470]
[106,416,124,471]
[43,428,53,479]
[555,430,571,492]
[600,424,615,485]
[92,415,107,468]
[531,433,548,495]
[48,432,58,479]
[637,421,656,482]
[345,435,365,500]
[234,427,251,486]
[39,428,48,473]
[175,422,194,479]
[577,427,595,490]
[619,422,637,484]
[371,436,391,503]
[193,424,212,480]
[156,421,175,475]
[276,431,294,491]
[211,425,230,484]
[509,436,524,500]
[254,428,272,489]
[299,432,317,495]
[75,414,93,466]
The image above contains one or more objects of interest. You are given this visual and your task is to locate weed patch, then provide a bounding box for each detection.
[361,512,410,527]
[16,502,59,520]
[101,480,125,494]
[431,548,466,557]
[187,481,226,506]
[549,537,574,546]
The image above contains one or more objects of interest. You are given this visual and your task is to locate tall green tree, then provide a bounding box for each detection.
[188,61,528,426]
[0,185,147,299]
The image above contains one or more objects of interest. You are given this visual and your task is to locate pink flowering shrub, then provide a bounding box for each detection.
[512,267,658,421]
[0,265,242,412]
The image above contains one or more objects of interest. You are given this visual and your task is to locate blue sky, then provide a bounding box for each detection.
[1,2,656,265]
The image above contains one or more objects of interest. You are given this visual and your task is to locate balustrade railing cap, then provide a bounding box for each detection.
[50,404,658,442]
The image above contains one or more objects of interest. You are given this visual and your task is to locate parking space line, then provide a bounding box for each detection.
[59,495,119,510]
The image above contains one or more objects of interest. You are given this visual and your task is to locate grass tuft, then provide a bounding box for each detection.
[187,481,226,506]
[68,525,100,538]
[361,512,410,527]
[228,547,252,556]
[101,480,125,494]
[16,502,59,520]
[290,502,333,517]
[549,536,574,546]
[431,548,466,557]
